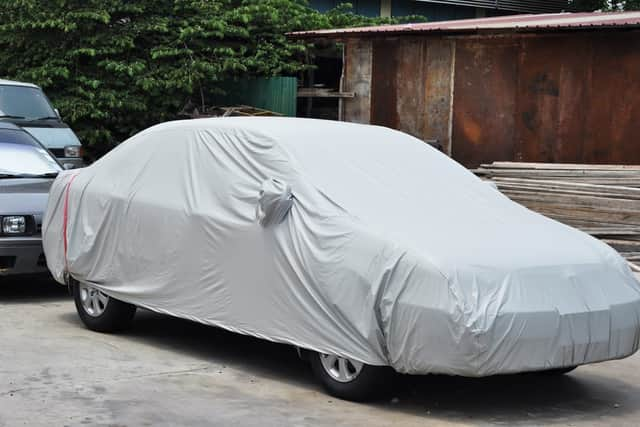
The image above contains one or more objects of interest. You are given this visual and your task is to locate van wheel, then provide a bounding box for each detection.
[72,281,136,333]
[309,352,392,401]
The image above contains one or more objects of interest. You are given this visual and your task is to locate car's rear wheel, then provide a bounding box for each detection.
[72,280,136,333]
[309,352,392,401]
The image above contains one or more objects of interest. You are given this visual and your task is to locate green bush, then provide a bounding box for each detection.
[0,1,423,156]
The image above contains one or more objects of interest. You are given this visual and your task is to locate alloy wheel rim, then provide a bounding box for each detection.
[79,283,109,317]
[319,353,363,383]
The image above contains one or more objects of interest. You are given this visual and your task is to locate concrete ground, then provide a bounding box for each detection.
[1,278,640,427]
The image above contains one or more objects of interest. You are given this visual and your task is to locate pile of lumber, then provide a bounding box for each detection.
[178,104,282,119]
[475,162,640,269]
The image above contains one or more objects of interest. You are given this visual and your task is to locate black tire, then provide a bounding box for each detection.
[537,366,577,375]
[309,352,393,401]
[72,280,136,333]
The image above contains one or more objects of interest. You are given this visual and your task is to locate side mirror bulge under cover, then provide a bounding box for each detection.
[256,178,293,227]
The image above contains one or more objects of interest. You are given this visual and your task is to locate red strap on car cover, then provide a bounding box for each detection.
[63,173,79,271]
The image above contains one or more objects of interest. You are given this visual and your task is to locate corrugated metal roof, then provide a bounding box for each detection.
[291,11,640,38]
[419,0,567,14]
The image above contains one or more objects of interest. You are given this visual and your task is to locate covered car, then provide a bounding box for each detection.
[42,118,640,400]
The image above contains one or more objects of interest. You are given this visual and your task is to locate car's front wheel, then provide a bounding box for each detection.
[72,280,136,333]
[309,352,392,401]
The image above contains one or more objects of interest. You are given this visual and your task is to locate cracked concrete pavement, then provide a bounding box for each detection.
[1,277,640,426]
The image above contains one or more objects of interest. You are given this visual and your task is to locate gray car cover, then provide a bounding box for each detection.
[43,118,640,376]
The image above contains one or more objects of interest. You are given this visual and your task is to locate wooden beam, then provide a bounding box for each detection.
[475,162,640,261]
[342,39,372,124]
[297,88,355,98]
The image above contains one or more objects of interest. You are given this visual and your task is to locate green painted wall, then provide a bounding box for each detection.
[215,77,297,117]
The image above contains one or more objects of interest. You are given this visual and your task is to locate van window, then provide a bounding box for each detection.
[0,85,57,120]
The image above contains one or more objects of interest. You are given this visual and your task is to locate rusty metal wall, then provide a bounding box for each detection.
[452,31,640,167]
[370,39,399,129]
[343,39,373,124]
[394,39,426,140]
[423,38,455,155]
[343,30,640,167]
[451,38,520,166]
[586,33,640,164]
[369,37,455,151]
[515,36,588,163]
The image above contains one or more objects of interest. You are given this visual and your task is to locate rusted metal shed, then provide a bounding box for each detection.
[292,12,640,167]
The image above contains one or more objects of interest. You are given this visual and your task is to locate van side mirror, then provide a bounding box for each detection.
[54,108,61,119]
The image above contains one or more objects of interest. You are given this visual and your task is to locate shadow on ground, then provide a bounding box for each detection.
[5,279,636,425]
[390,369,631,425]
[0,275,68,303]
[58,307,639,425]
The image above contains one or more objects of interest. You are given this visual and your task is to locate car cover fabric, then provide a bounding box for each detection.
[43,118,640,376]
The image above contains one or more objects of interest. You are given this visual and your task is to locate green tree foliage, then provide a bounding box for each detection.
[0,1,423,154]
[624,0,640,9]
[569,0,640,11]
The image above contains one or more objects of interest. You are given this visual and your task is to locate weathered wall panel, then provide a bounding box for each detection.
[552,37,590,162]
[423,38,455,154]
[343,39,373,124]
[451,38,519,167]
[394,39,426,140]
[452,31,640,167]
[342,30,640,167]
[585,32,640,164]
[370,39,399,128]
[369,37,455,151]
[515,36,597,163]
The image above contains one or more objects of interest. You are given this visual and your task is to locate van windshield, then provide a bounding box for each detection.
[0,85,57,120]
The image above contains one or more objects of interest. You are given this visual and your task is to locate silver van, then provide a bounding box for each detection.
[0,79,83,169]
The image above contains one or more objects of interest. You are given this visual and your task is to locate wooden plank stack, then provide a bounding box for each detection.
[474,162,640,269]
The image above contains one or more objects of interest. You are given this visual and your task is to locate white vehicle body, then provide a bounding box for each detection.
[0,79,83,168]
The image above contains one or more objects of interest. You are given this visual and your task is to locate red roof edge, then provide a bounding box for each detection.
[289,11,640,39]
